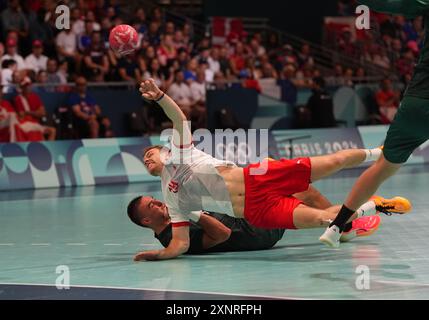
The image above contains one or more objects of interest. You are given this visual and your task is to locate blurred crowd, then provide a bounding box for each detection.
[0,0,419,142]
[336,0,421,87]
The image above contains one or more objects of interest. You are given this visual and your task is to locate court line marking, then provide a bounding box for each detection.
[373,280,429,287]
[0,281,307,300]
[103,244,122,246]
[30,243,51,246]
[0,192,154,204]
[66,243,87,246]
[0,243,15,246]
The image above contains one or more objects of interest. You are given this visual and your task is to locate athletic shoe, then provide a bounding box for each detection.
[319,225,341,248]
[371,196,412,215]
[340,215,381,242]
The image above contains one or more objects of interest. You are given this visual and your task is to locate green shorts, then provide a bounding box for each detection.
[383,95,429,164]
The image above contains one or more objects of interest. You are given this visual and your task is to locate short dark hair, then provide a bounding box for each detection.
[1,59,16,69]
[127,196,146,227]
[142,144,164,158]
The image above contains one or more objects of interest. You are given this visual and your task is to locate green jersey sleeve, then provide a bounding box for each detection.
[359,0,429,17]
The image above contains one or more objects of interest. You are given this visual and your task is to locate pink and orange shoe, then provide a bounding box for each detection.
[340,215,381,243]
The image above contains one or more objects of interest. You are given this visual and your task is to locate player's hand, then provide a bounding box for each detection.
[134,250,161,261]
[139,79,163,101]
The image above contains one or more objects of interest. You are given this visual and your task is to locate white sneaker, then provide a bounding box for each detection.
[319,225,341,248]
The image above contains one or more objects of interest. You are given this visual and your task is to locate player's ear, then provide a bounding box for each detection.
[142,217,151,226]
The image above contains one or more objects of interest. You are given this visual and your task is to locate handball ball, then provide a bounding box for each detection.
[109,24,139,56]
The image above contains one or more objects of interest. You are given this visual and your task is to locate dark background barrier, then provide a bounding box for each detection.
[206,87,259,131]
[203,0,338,42]
[5,87,143,138]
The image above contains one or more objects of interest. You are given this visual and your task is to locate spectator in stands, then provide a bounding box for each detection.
[57,60,69,84]
[338,27,357,58]
[182,23,194,51]
[277,44,298,70]
[1,38,25,70]
[118,53,142,84]
[248,38,266,58]
[404,16,423,42]
[230,42,246,76]
[200,60,214,82]
[184,58,198,83]
[78,20,95,53]
[36,70,48,83]
[0,84,21,142]
[295,62,315,88]
[325,63,345,87]
[24,40,47,74]
[151,7,163,25]
[133,7,148,37]
[343,67,355,87]
[175,47,188,70]
[240,69,262,93]
[306,76,336,128]
[56,27,79,74]
[375,78,400,124]
[46,58,63,85]
[68,76,102,139]
[147,21,161,47]
[13,77,56,141]
[396,49,416,77]
[1,0,28,40]
[86,11,101,32]
[71,7,85,36]
[261,62,278,80]
[1,59,17,93]
[167,70,193,117]
[389,38,403,64]
[190,68,206,105]
[218,47,232,76]
[372,48,391,70]
[173,30,187,52]
[189,68,207,129]
[82,31,109,82]
[297,43,314,68]
[164,21,176,36]
[208,47,221,74]
[354,67,367,85]
[143,58,167,89]
[277,64,298,106]
[157,34,177,67]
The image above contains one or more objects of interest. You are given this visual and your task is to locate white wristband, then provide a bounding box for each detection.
[188,211,202,222]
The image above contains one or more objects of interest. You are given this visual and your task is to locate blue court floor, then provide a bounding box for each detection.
[1,164,429,300]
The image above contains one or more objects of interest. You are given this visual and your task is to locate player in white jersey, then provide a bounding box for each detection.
[133,79,411,261]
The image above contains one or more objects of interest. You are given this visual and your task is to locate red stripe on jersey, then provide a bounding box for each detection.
[172,222,190,228]
[172,142,194,149]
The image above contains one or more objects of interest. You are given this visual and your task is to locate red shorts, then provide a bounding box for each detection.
[243,157,312,229]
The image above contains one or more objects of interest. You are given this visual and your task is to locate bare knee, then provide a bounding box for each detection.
[371,156,400,180]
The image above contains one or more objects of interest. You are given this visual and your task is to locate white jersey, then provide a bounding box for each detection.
[160,142,236,224]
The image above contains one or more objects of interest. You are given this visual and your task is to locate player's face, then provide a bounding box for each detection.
[140,196,169,226]
[143,148,164,176]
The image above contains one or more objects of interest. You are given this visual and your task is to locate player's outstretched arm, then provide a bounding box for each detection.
[358,0,429,16]
[134,225,190,261]
[139,78,192,146]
